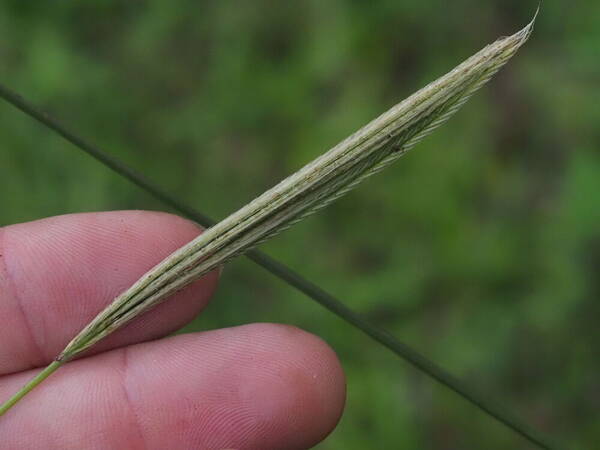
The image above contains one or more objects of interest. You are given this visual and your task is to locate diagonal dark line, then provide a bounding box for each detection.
[0,82,559,449]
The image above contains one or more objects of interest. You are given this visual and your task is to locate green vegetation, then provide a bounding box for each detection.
[1,1,598,448]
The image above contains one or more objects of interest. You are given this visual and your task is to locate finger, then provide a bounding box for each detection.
[0,323,346,450]
[0,211,219,375]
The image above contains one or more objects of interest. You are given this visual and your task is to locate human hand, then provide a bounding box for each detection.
[0,211,345,449]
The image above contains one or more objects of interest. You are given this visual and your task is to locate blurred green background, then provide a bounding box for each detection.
[1,1,598,448]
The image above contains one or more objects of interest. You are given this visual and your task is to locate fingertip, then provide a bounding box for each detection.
[126,323,346,449]
[241,324,347,445]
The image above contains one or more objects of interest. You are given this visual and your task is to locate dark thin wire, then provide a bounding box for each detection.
[0,82,559,450]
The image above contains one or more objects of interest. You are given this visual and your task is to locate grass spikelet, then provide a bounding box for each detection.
[0,12,537,417]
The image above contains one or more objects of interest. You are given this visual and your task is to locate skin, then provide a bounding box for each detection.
[0,211,346,449]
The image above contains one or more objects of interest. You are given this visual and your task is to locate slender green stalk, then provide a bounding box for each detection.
[0,361,63,417]
[0,10,558,450]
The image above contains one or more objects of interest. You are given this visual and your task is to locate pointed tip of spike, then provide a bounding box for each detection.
[527,3,541,31]
[517,3,541,43]
[493,4,539,53]
[532,2,542,24]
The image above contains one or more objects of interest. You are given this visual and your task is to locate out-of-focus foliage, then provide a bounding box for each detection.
[1,1,598,448]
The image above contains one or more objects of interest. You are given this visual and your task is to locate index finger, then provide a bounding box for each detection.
[0,211,219,375]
